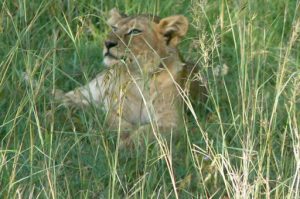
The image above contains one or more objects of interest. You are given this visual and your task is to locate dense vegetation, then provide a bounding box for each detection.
[0,0,299,198]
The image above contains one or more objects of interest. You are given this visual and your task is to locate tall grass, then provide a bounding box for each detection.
[0,0,299,198]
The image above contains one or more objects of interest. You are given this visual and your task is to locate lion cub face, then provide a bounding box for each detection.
[103,8,188,73]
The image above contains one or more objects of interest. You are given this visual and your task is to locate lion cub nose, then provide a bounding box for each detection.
[105,40,118,49]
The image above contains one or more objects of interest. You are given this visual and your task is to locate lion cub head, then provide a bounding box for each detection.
[103,8,188,73]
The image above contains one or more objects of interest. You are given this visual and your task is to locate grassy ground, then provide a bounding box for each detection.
[0,0,299,198]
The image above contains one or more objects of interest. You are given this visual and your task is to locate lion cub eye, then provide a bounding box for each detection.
[128,28,142,35]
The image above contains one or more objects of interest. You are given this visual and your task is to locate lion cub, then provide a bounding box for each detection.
[56,8,206,139]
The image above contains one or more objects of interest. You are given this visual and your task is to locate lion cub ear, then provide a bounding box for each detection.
[107,8,125,25]
[158,15,189,46]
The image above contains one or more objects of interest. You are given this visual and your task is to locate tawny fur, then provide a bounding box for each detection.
[55,8,207,137]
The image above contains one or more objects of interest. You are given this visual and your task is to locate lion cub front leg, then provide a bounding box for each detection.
[54,72,108,107]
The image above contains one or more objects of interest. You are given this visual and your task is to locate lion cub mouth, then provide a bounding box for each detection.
[103,52,128,66]
[104,52,118,60]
